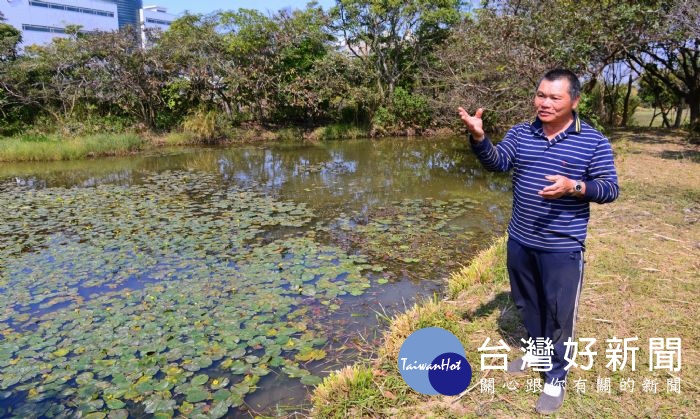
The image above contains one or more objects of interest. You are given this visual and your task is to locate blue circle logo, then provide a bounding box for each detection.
[398,327,472,395]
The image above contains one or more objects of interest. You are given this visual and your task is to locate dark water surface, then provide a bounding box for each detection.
[0,137,511,417]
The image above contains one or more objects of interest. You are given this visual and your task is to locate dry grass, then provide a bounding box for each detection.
[311,128,700,418]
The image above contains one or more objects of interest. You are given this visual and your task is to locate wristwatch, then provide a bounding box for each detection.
[574,180,584,194]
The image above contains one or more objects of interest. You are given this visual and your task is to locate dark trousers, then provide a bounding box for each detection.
[506,238,584,384]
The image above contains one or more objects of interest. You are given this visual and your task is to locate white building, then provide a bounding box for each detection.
[139,5,176,47]
[0,0,176,50]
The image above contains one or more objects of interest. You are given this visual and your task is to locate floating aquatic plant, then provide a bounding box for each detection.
[0,172,378,417]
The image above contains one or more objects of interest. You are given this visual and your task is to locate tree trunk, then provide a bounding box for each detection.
[608,64,617,127]
[622,74,633,127]
[687,93,699,134]
[673,100,683,128]
[660,105,671,128]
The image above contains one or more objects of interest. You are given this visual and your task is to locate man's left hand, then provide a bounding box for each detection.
[538,175,576,199]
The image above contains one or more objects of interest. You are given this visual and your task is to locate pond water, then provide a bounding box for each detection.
[0,137,511,418]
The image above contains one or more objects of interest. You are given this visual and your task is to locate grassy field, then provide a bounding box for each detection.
[633,107,690,128]
[0,133,144,161]
[311,128,699,417]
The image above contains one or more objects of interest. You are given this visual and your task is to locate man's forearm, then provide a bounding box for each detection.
[582,179,619,203]
[470,135,512,172]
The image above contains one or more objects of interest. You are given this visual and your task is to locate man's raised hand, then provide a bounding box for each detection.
[457,107,485,142]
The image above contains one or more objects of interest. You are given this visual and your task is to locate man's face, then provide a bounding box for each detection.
[534,78,580,125]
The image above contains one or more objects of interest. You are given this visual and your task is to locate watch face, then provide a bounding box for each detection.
[575,182,582,191]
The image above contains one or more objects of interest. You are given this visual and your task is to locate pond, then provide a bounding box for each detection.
[0,137,511,418]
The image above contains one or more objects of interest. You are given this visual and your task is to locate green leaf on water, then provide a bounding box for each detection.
[143,396,176,414]
[184,386,210,403]
[212,389,231,401]
[282,364,310,378]
[83,413,107,419]
[106,409,129,419]
[300,375,323,386]
[104,398,126,410]
[190,374,208,386]
[80,398,105,413]
[229,348,246,359]
[209,400,231,418]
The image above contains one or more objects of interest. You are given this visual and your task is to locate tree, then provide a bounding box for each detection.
[638,69,679,127]
[426,0,665,130]
[155,13,235,124]
[0,22,21,62]
[0,26,170,130]
[53,26,171,129]
[268,5,339,124]
[331,0,462,105]
[0,33,90,124]
[625,1,699,134]
[0,15,25,133]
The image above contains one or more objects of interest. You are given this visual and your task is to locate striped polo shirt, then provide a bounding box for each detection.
[471,112,619,252]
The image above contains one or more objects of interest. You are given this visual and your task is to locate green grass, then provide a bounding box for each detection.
[0,122,372,162]
[0,133,144,161]
[633,107,690,128]
[308,123,369,141]
[160,132,200,146]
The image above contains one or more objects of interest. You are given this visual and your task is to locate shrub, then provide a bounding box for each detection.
[181,109,225,142]
[391,87,431,128]
[370,106,396,136]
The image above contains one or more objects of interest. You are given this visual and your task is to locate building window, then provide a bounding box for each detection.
[22,24,97,35]
[28,1,115,18]
[145,18,171,26]
[22,24,66,34]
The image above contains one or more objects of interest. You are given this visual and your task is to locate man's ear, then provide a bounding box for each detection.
[572,96,581,110]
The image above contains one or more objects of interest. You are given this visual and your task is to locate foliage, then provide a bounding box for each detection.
[426,0,667,131]
[638,70,678,110]
[308,123,369,141]
[0,22,20,62]
[577,92,605,132]
[625,1,700,134]
[391,87,432,128]
[370,106,396,136]
[0,171,390,416]
[0,0,696,140]
[582,81,640,128]
[368,87,432,134]
[181,108,226,142]
[331,0,463,103]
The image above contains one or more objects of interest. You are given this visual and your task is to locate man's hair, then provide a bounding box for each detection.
[538,69,581,99]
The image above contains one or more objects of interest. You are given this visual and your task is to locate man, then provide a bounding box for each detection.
[458,69,619,414]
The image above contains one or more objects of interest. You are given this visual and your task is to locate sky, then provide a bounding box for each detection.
[153,1,337,17]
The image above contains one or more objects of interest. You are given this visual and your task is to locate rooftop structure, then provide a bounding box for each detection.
[0,0,176,50]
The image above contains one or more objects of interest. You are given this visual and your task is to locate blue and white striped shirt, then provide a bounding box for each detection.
[471,113,619,251]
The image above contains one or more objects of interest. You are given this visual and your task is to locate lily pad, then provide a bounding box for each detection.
[190,374,208,386]
[104,398,126,410]
[300,375,323,386]
[184,387,210,403]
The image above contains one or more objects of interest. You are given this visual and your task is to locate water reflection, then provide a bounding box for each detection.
[0,137,512,415]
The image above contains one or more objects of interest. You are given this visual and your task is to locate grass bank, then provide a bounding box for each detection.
[0,125,365,162]
[0,133,144,162]
[0,122,456,162]
[311,128,699,417]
